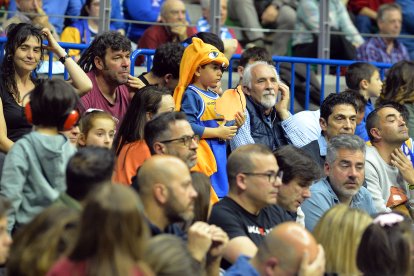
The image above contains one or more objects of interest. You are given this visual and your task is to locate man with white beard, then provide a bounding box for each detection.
[234,61,291,151]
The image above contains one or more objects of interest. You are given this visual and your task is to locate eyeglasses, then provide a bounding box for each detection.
[159,134,200,147]
[242,170,283,183]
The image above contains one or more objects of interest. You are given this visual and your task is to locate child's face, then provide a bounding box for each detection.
[366,70,383,98]
[82,118,116,149]
[196,63,223,90]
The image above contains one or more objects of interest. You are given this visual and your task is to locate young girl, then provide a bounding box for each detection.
[78,109,117,149]
[113,85,174,185]
[0,79,79,233]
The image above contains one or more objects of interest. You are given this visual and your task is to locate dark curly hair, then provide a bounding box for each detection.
[1,23,45,103]
[151,42,185,79]
[78,31,131,72]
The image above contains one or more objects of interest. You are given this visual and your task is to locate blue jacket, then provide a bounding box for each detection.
[246,96,288,151]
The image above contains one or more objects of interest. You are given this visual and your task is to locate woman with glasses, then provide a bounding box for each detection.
[0,23,92,154]
[113,85,174,185]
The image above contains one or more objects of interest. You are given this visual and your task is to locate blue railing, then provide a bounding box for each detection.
[132,49,392,112]
[0,38,393,112]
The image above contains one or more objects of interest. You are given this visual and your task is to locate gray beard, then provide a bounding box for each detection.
[261,95,276,109]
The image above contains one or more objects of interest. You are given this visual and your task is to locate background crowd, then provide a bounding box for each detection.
[0,0,412,276]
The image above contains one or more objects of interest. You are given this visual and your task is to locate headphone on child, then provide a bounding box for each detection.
[24,100,80,131]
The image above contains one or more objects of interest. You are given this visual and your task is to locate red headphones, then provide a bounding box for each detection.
[24,101,80,131]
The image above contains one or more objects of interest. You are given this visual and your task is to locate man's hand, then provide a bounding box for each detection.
[391,148,414,185]
[275,82,290,120]
[187,221,213,262]
[298,244,325,276]
[32,0,51,28]
[261,4,278,25]
[126,75,145,91]
[207,225,229,260]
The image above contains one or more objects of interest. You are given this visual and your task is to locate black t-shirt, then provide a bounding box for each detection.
[0,79,42,142]
[208,197,293,268]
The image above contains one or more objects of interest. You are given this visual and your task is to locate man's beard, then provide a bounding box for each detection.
[164,190,194,224]
[261,92,276,109]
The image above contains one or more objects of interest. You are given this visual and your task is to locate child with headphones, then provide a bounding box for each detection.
[0,79,79,233]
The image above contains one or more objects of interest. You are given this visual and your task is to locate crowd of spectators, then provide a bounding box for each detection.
[0,0,414,276]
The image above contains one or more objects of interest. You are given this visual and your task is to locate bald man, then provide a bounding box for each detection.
[138,0,197,49]
[225,222,325,276]
[137,155,229,272]
[137,155,198,235]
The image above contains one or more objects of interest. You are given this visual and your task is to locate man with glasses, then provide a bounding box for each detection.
[301,134,377,232]
[208,144,292,269]
[144,111,199,169]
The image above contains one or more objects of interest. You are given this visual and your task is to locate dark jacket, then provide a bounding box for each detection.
[246,95,288,151]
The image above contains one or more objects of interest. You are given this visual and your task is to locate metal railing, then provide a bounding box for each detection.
[131,49,392,111]
[0,39,393,112]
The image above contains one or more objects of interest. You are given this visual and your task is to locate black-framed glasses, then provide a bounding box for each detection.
[159,134,200,147]
[241,170,284,183]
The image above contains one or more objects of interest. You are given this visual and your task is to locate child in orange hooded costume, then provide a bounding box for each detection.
[174,37,244,199]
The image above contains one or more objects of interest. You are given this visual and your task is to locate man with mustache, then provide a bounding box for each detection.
[301,134,376,232]
[209,144,291,269]
[138,0,197,49]
[240,61,290,151]
[144,112,199,171]
[365,104,414,216]
[302,92,358,172]
[78,31,133,128]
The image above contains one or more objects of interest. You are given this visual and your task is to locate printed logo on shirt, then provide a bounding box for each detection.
[247,225,271,236]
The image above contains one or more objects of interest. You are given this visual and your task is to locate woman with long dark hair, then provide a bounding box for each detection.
[113,85,174,185]
[0,23,92,153]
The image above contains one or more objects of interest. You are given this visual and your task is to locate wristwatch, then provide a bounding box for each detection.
[59,54,70,64]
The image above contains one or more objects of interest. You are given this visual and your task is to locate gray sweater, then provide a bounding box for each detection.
[365,145,409,212]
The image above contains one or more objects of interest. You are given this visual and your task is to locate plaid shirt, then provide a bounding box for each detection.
[357,37,410,63]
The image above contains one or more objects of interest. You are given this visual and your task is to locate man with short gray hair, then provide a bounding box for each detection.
[301,134,377,231]
[357,3,409,63]
[232,61,292,151]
